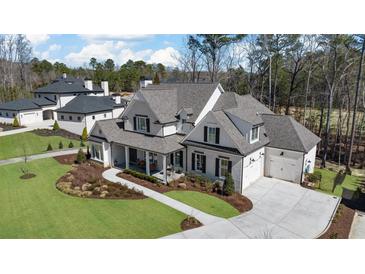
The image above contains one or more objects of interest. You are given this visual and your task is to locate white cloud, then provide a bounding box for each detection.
[65,41,180,67]
[48,44,61,51]
[148,47,180,67]
[26,34,50,45]
[34,43,61,61]
[79,34,153,43]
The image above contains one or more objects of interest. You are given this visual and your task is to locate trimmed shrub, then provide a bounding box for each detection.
[223,172,235,196]
[80,140,85,147]
[58,141,63,149]
[307,171,322,183]
[46,143,53,151]
[123,168,159,184]
[53,121,60,130]
[81,127,88,141]
[68,141,74,148]
[12,117,20,127]
[76,149,86,164]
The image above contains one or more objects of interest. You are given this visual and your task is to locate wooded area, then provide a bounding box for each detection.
[1,34,365,171]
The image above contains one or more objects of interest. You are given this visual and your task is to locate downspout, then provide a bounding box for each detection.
[240,156,244,194]
[185,146,188,172]
[300,152,305,184]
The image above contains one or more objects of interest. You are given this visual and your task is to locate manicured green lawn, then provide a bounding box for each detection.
[315,168,362,197]
[0,132,80,160]
[0,158,186,238]
[165,191,240,218]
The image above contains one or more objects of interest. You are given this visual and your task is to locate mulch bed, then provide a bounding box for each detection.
[181,216,202,231]
[56,161,146,200]
[118,172,253,213]
[54,154,77,165]
[32,128,80,140]
[319,204,355,239]
[20,173,36,180]
[0,122,25,131]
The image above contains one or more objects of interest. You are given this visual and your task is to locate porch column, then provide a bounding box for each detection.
[145,151,150,176]
[162,154,167,183]
[125,145,129,169]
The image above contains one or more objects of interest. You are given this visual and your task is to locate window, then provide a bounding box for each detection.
[69,116,72,121]
[38,95,41,98]
[12,113,15,117]
[220,159,229,177]
[174,151,183,167]
[61,115,64,120]
[0,112,2,116]
[77,116,81,121]
[92,115,95,120]
[136,116,147,132]
[196,154,204,172]
[91,144,104,161]
[182,118,186,123]
[6,112,8,117]
[54,95,57,101]
[208,127,216,143]
[250,127,259,143]
[104,113,107,118]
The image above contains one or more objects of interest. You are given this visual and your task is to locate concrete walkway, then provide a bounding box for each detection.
[0,148,81,166]
[349,211,365,239]
[0,121,54,137]
[102,168,224,225]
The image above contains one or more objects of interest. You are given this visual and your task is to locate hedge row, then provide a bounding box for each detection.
[123,168,160,184]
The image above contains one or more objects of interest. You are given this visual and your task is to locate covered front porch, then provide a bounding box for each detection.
[111,143,185,183]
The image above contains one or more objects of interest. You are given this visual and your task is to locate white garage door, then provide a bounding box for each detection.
[243,157,263,189]
[267,155,301,183]
[21,112,37,125]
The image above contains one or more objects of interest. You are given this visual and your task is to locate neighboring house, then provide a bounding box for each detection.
[89,83,321,194]
[33,73,107,108]
[55,95,126,134]
[0,97,56,126]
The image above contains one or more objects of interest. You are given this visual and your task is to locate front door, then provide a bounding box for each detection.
[129,148,137,163]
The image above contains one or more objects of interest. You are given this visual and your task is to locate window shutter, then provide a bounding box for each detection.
[228,161,232,174]
[204,126,207,142]
[179,151,183,167]
[133,117,137,130]
[202,155,206,173]
[191,153,195,170]
[215,158,220,177]
[146,118,150,132]
[170,153,174,165]
[215,128,220,144]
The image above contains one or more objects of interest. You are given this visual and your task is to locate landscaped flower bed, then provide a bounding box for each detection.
[57,162,145,200]
[181,216,202,230]
[0,122,25,131]
[118,171,253,213]
[33,128,80,140]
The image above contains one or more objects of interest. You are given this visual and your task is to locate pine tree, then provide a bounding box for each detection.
[53,121,60,130]
[12,117,20,127]
[46,143,53,151]
[81,127,88,142]
[58,141,63,149]
[223,173,235,196]
[68,141,74,148]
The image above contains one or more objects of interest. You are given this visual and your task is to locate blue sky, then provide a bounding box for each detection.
[26,34,186,68]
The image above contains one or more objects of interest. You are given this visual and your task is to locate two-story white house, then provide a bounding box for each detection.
[89,83,320,194]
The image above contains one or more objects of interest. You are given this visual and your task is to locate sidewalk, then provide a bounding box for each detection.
[0,148,81,166]
[349,211,365,239]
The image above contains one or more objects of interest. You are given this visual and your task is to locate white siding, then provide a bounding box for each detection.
[112,107,124,118]
[186,145,243,192]
[59,95,77,107]
[85,112,113,133]
[304,146,316,174]
[0,110,18,124]
[19,109,43,125]
[195,85,223,124]
[163,124,177,136]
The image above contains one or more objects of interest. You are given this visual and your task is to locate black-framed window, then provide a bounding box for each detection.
[77,116,81,121]
[69,116,72,121]
[61,115,64,120]
[250,127,259,143]
[92,115,95,120]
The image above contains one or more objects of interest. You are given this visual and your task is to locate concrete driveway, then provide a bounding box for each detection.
[349,211,365,239]
[230,177,340,238]
[164,177,340,239]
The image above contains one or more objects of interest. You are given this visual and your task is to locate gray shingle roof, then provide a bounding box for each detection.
[213,92,273,125]
[90,119,184,154]
[0,97,56,111]
[139,83,220,123]
[56,95,126,114]
[33,76,103,94]
[261,114,321,153]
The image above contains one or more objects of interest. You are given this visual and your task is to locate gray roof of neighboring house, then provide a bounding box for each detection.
[213,92,273,125]
[0,97,56,111]
[211,111,270,156]
[90,119,184,154]
[261,114,321,153]
[33,76,104,94]
[56,95,126,114]
[138,83,220,123]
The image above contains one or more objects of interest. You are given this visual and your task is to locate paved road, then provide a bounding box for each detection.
[103,169,340,239]
[349,211,365,239]
[0,149,81,166]
[0,121,54,137]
